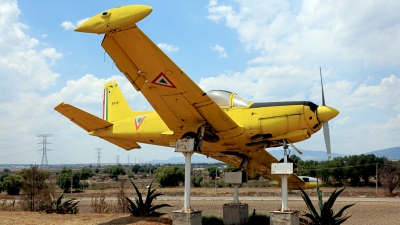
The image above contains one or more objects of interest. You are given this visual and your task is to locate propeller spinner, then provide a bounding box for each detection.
[317,67,339,160]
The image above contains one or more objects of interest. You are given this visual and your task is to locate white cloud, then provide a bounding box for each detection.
[61,21,75,30]
[61,18,89,30]
[157,43,179,52]
[41,48,63,65]
[210,44,227,58]
[207,0,400,66]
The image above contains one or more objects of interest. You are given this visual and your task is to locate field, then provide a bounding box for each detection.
[0,180,399,224]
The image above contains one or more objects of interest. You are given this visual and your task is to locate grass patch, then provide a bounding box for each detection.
[248,213,270,225]
[202,215,224,225]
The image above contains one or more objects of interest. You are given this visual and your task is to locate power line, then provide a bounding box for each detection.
[0,140,37,150]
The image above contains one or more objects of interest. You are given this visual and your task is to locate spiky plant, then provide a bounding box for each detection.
[125,178,171,216]
[40,189,80,214]
[299,185,355,225]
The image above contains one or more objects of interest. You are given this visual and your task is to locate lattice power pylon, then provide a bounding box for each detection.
[37,134,53,169]
[95,148,102,167]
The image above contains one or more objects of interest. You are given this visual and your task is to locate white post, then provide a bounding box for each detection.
[183,152,193,212]
[233,184,239,204]
[280,174,289,211]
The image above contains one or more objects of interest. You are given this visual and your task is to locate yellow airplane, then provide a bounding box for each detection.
[54,5,339,190]
[270,176,322,190]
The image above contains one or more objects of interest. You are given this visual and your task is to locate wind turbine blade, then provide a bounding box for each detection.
[320,67,326,106]
[323,121,332,160]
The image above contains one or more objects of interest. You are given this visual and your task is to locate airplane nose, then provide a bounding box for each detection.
[317,106,339,122]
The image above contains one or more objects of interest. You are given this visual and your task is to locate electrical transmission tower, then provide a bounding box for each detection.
[115,155,120,165]
[95,148,102,167]
[37,134,53,169]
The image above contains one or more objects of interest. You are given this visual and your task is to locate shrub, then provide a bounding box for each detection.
[39,190,80,214]
[2,174,24,195]
[155,165,184,187]
[202,216,224,225]
[125,178,171,216]
[248,212,270,225]
[299,185,355,225]
[56,168,80,191]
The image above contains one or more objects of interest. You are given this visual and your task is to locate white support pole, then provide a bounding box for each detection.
[183,152,193,212]
[280,174,289,211]
[233,184,239,204]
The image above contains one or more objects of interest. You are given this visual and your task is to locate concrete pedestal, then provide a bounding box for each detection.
[270,211,299,225]
[223,203,249,225]
[172,210,202,225]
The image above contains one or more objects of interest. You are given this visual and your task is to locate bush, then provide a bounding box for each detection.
[248,213,270,225]
[202,216,224,225]
[79,181,89,190]
[56,168,80,190]
[103,166,125,180]
[80,168,93,180]
[155,165,184,187]
[2,174,24,195]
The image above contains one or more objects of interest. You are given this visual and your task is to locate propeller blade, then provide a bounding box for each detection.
[320,67,326,106]
[323,121,332,160]
[286,140,303,155]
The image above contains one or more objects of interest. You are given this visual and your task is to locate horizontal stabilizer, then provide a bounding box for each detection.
[101,137,141,150]
[54,103,112,131]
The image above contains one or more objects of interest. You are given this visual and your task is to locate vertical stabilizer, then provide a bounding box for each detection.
[103,81,134,122]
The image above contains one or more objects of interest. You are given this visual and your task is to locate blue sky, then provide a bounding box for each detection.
[0,0,399,165]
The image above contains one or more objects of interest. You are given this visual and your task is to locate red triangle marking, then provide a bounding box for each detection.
[151,72,177,88]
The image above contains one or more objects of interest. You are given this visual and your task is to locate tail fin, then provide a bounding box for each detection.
[103,80,134,122]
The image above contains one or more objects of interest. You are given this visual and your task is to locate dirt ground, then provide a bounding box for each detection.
[0,186,399,224]
[0,200,399,224]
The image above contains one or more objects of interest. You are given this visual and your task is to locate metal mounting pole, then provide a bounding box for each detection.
[183,151,193,212]
[233,184,239,204]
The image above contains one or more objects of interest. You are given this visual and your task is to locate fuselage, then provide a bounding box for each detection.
[91,96,324,153]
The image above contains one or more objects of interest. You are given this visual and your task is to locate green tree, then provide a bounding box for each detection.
[379,159,400,195]
[132,165,142,173]
[80,167,93,180]
[207,166,220,180]
[155,165,184,187]
[298,160,319,177]
[3,168,10,173]
[20,165,47,211]
[2,174,24,195]
[103,166,126,180]
[56,168,80,191]
[224,165,237,172]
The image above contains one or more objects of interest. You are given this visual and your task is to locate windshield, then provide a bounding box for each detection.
[206,90,252,107]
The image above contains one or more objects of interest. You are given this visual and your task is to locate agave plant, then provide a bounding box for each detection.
[299,185,355,225]
[40,189,80,214]
[125,178,171,216]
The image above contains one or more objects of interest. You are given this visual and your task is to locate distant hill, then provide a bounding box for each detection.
[365,146,400,160]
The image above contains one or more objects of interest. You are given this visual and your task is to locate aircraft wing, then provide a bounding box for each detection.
[101,26,244,138]
[54,103,112,131]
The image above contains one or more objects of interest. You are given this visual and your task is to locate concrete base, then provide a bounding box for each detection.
[223,203,249,225]
[172,210,202,225]
[270,211,299,225]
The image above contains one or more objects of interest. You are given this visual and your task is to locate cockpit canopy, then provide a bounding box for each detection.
[206,90,253,108]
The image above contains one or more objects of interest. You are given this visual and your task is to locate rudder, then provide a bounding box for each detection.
[103,81,134,122]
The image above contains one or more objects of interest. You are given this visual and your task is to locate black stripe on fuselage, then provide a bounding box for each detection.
[249,101,318,112]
